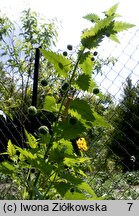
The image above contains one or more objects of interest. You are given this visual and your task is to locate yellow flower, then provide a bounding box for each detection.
[76,137,88,151]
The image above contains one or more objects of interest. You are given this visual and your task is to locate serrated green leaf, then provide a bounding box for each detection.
[54,182,71,197]
[68,109,91,130]
[81,4,135,49]
[7,140,16,157]
[1,161,15,171]
[0,161,15,174]
[76,74,91,91]
[56,118,86,139]
[49,147,64,163]
[78,169,87,178]
[28,157,53,176]
[83,13,100,23]
[104,3,119,16]
[79,51,90,64]
[77,182,97,198]
[70,98,95,122]
[39,133,51,144]
[58,139,73,154]
[24,129,38,148]
[35,159,53,175]
[94,17,114,33]
[81,16,114,49]
[40,49,72,77]
[19,153,25,161]
[64,157,79,167]
[57,172,97,199]
[68,99,95,129]
[93,110,110,128]
[82,17,114,39]
[60,172,83,185]
[79,51,94,75]
[43,95,57,112]
[109,34,120,43]
[64,157,90,167]
[68,109,81,119]
[113,21,135,32]
[15,146,37,160]
[78,157,91,163]
[49,139,73,162]
[88,79,98,93]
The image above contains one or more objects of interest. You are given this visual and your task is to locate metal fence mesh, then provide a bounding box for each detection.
[87,28,139,199]
[0,28,139,199]
[95,28,139,99]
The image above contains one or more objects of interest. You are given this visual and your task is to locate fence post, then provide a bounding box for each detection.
[32,47,40,107]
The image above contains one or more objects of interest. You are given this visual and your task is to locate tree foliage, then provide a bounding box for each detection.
[0,8,58,116]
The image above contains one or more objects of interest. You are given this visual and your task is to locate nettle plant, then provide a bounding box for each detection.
[0,4,134,200]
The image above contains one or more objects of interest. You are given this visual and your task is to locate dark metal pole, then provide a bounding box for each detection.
[32,48,40,107]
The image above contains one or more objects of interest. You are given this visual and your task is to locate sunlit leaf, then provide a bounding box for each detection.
[24,129,38,148]
[79,51,94,75]
[15,146,37,160]
[0,161,15,174]
[93,110,110,128]
[81,17,113,49]
[109,34,120,43]
[70,98,95,122]
[40,49,72,77]
[56,119,86,139]
[113,22,135,32]
[83,13,100,23]
[76,74,91,91]
[7,140,16,157]
[77,182,97,198]
[81,4,135,49]
[104,3,119,16]
[43,95,57,112]
[64,157,90,167]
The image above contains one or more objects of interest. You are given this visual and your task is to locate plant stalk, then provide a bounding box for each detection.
[29,46,85,199]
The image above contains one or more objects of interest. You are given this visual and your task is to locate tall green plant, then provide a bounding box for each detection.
[0,4,135,200]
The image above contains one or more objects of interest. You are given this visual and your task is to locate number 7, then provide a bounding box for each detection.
[127,203,133,211]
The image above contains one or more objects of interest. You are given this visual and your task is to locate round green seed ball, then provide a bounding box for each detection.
[28,106,37,116]
[93,87,100,94]
[38,125,49,135]
[41,79,48,86]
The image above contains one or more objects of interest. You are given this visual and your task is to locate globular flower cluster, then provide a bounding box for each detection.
[76,138,88,151]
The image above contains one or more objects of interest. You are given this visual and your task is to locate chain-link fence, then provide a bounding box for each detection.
[0,28,139,199]
[95,28,139,100]
[87,28,139,199]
